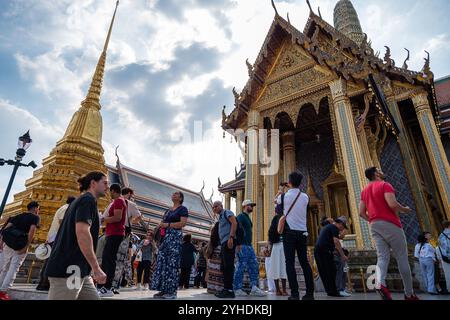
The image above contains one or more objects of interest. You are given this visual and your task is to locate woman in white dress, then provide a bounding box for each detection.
[267,186,289,296]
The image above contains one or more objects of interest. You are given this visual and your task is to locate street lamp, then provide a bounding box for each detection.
[0,131,37,218]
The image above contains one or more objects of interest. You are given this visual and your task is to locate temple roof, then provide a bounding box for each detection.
[222,5,437,131]
[218,162,245,194]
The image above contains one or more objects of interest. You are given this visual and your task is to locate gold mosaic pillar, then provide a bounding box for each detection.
[263,129,280,241]
[236,189,244,214]
[224,193,231,210]
[244,110,260,246]
[412,93,450,219]
[383,86,434,233]
[282,131,296,182]
[329,79,371,249]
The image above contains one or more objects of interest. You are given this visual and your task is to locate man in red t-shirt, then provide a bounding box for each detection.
[359,167,419,301]
[98,183,127,297]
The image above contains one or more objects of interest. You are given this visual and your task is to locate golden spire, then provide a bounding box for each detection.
[59,0,119,147]
[82,0,119,110]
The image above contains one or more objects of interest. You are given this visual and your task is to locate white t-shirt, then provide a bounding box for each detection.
[47,204,69,243]
[414,242,436,260]
[125,200,141,227]
[277,189,309,232]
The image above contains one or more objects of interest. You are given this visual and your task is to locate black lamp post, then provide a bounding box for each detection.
[0,131,37,218]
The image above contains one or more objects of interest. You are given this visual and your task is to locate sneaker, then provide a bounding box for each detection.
[153,291,165,298]
[143,284,149,290]
[162,293,177,299]
[250,286,267,297]
[405,294,420,301]
[376,285,393,301]
[301,294,315,301]
[98,287,114,298]
[0,291,11,301]
[327,292,345,297]
[135,284,142,290]
[234,289,248,297]
[339,291,352,297]
[215,289,235,299]
[112,288,120,295]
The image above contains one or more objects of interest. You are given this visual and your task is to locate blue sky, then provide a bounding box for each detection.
[0,0,449,207]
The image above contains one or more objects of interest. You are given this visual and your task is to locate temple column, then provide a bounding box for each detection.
[263,129,280,241]
[236,189,244,214]
[412,93,450,219]
[244,110,261,246]
[224,193,231,210]
[383,86,434,233]
[282,131,296,182]
[329,78,371,249]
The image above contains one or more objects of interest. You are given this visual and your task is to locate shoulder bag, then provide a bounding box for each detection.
[277,189,302,235]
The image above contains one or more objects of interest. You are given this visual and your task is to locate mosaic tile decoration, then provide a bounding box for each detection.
[380,135,422,244]
[296,136,335,199]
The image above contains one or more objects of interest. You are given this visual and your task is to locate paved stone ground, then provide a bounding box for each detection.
[7,284,450,300]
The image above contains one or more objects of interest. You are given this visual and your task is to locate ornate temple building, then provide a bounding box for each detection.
[108,156,214,242]
[220,0,450,250]
[0,2,214,243]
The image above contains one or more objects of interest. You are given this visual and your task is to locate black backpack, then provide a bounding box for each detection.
[269,194,284,243]
[223,211,245,245]
[2,225,28,251]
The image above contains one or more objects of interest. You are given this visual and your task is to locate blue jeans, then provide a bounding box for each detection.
[420,257,436,293]
[233,245,259,290]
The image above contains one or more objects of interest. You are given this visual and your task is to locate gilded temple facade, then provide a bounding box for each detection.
[221,0,450,250]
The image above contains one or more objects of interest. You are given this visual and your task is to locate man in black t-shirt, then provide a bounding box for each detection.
[0,201,40,300]
[314,216,348,298]
[46,172,108,300]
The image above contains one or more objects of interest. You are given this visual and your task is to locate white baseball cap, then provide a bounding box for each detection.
[242,199,256,207]
[35,244,52,260]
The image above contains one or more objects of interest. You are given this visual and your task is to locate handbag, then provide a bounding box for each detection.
[277,189,302,235]
[438,247,450,264]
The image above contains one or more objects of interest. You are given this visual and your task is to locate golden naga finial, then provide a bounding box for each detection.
[200,180,205,194]
[246,58,253,76]
[287,13,291,24]
[306,0,313,13]
[384,46,394,68]
[232,87,240,101]
[318,7,322,19]
[271,0,279,16]
[422,50,431,75]
[222,105,227,122]
[402,48,410,70]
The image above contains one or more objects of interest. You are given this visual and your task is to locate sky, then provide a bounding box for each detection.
[0,0,449,207]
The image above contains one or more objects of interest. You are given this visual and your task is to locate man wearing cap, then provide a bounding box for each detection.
[233,200,266,297]
[314,216,349,297]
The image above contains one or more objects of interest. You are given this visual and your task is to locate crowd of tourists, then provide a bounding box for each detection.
[0,167,450,300]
